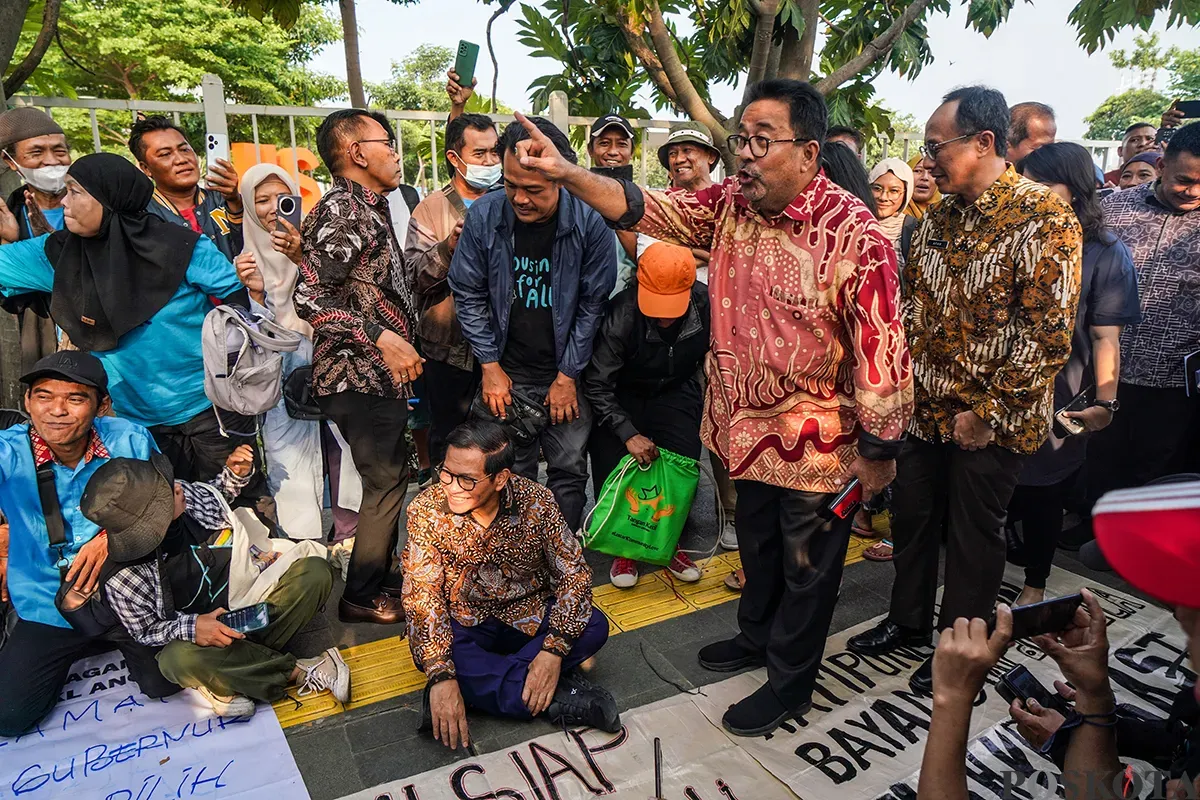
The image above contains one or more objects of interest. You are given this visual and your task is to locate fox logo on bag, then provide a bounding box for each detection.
[624,486,675,522]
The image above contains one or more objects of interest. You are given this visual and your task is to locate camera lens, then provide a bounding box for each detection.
[280,197,295,214]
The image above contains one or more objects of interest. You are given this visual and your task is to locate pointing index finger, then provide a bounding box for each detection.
[513,110,547,141]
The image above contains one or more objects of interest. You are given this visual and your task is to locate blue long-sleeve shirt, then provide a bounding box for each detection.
[0,235,242,427]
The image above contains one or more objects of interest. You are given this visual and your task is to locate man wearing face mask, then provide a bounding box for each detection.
[407,112,501,465]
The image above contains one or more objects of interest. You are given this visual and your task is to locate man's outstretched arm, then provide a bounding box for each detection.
[512,112,631,223]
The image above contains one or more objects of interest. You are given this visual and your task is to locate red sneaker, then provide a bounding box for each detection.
[667,550,701,582]
[609,557,638,588]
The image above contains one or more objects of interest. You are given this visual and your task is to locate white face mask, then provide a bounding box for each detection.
[453,155,502,191]
[4,152,69,195]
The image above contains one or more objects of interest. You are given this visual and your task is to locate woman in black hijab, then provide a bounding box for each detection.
[0,153,252,483]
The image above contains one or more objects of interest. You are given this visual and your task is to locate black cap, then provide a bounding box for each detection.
[81,454,176,563]
[20,351,109,395]
[589,114,635,142]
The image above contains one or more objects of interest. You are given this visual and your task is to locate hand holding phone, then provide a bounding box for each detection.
[453,41,480,92]
[217,602,270,634]
[276,194,302,233]
[206,132,231,167]
[1001,593,1084,640]
[822,478,863,521]
[996,665,1071,714]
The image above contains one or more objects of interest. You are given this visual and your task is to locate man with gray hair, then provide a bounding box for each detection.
[1008,101,1057,163]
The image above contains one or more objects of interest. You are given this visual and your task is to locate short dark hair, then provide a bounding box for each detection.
[497,117,577,164]
[1016,142,1108,245]
[446,113,495,172]
[821,142,878,217]
[1008,101,1055,146]
[1164,121,1200,161]
[1124,121,1157,137]
[129,115,188,162]
[445,419,515,475]
[316,109,375,174]
[826,125,864,152]
[744,79,828,145]
[368,110,396,142]
[942,85,1010,158]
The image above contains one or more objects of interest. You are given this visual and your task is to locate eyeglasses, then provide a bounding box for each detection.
[871,185,905,200]
[437,464,489,492]
[353,138,398,154]
[918,132,978,160]
[726,134,810,159]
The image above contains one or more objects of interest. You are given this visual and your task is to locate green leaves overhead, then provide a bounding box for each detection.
[1068,0,1200,55]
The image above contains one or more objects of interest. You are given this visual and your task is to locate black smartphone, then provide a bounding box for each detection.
[1176,99,1200,118]
[822,478,863,521]
[1006,593,1084,640]
[276,193,302,233]
[1098,187,1115,199]
[453,40,480,89]
[996,665,1069,713]
[218,602,270,634]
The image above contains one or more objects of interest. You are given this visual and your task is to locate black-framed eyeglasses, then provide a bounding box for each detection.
[726,134,811,159]
[352,138,398,154]
[918,132,978,160]
[437,464,490,492]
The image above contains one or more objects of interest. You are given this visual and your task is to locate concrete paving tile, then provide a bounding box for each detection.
[469,713,560,754]
[354,734,467,789]
[344,701,424,753]
[288,726,365,800]
[586,632,694,704]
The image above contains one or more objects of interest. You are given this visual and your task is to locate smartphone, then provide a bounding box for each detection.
[1176,99,1200,118]
[276,193,302,233]
[206,132,230,167]
[1053,385,1095,438]
[1098,187,1115,199]
[453,40,480,90]
[823,478,863,521]
[1004,593,1084,640]
[996,665,1069,713]
[218,602,270,634]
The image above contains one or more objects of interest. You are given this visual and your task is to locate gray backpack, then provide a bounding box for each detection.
[202,305,303,421]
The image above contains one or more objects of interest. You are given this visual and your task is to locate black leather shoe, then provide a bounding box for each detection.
[847,620,930,656]
[338,594,406,625]
[547,672,621,733]
[908,655,934,694]
[722,683,811,737]
[698,638,765,672]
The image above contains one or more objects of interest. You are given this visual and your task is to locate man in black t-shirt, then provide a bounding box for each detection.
[448,118,616,530]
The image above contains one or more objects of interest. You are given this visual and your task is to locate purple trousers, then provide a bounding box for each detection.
[451,606,609,719]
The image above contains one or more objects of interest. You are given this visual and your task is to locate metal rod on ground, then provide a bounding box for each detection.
[653,737,663,799]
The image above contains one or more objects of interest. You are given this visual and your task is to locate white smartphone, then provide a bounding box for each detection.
[206,132,230,166]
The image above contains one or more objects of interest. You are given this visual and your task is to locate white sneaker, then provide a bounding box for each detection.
[718,522,739,551]
[296,647,351,704]
[196,687,256,718]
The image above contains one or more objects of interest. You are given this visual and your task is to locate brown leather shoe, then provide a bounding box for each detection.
[338,594,406,625]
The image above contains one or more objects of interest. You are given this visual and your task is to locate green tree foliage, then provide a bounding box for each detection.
[1068,0,1200,55]
[1083,34,1200,140]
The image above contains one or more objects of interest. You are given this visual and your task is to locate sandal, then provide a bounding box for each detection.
[863,539,894,562]
[724,568,745,591]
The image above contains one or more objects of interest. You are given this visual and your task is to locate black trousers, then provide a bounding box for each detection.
[1008,474,1075,590]
[424,358,481,466]
[733,480,852,710]
[318,390,410,604]
[1088,382,1200,502]
[587,383,702,498]
[889,438,1025,632]
[0,617,179,737]
[150,406,271,512]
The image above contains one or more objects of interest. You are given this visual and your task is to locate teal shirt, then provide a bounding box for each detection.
[0,235,241,427]
[0,417,156,628]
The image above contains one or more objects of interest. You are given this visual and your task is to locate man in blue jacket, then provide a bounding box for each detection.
[449,118,616,531]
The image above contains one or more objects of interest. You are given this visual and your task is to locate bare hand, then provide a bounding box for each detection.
[430,678,470,749]
[1032,588,1111,697]
[446,70,477,109]
[1063,406,1113,433]
[952,410,995,451]
[931,605,1012,706]
[225,444,255,478]
[447,220,464,254]
[24,191,55,237]
[481,363,513,419]
[195,608,245,648]
[271,217,302,265]
[206,158,242,211]
[0,198,19,243]
[377,330,424,386]
[522,650,562,716]
[847,455,895,499]
[234,252,265,299]
[1009,697,1067,750]
[546,375,579,424]
[1162,102,1186,131]
[513,111,574,182]
[625,434,659,466]
[65,533,110,595]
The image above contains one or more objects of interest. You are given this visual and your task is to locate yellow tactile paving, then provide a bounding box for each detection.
[274,525,884,729]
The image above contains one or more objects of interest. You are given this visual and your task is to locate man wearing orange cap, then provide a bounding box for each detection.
[582,242,710,588]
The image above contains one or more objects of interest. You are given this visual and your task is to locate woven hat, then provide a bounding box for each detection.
[0,107,65,153]
[81,454,177,563]
[657,126,721,172]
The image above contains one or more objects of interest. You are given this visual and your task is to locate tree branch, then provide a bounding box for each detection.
[485,0,514,114]
[741,0,779,104]
[644,0,730,140]
[765,38,783,81]
[789,0,820,79]
[3,0,62,98]
[613,4,681,109]
[814,0,934,94]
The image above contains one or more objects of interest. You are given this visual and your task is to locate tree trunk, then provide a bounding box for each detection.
[339,0,366,108]
[779,0,818,81]
[644,0,732,149]
[741,0,780,105]
[0,0,31,81]
[3,0,63,98]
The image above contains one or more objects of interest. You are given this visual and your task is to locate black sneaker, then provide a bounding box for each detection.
[698,638,764,672]
[546,672,621,733]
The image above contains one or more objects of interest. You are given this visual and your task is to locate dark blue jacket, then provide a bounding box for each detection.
[448,187,616,380]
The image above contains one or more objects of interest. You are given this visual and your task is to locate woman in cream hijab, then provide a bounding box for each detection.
[235,164,323,539]
[868,157,917,264]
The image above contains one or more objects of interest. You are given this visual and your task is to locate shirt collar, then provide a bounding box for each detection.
[28,425,109,468]
[335,175,388,209]
[732,169,831,224]
[945,164,1021,218]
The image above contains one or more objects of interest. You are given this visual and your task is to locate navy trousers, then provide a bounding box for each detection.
[451,606,609,719]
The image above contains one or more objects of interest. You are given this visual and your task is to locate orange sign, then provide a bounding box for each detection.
[229,143,322,214]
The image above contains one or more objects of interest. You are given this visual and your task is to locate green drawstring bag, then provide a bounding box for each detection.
[583,448,700,566]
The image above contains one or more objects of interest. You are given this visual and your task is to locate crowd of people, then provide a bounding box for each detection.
[0,67,1197,794]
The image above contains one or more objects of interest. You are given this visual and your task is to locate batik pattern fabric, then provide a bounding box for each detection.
[296,176,418,399]
[632,172,914,494]
[904,166,1082,454]
[1102,182,1200,389]
[400,476,594,682]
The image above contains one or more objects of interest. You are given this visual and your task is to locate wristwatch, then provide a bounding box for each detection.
[1092,399,1120,413]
